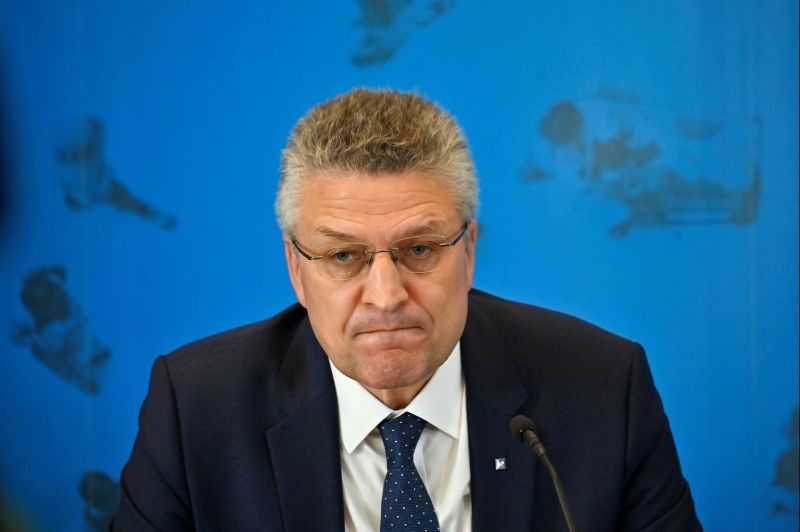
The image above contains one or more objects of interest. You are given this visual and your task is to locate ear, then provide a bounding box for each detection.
[464,220,478,288]
[283,235,307,307]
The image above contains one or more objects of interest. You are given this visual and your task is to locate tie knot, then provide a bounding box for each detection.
[378,412,426,469]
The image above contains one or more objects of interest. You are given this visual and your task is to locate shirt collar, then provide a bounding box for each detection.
[330,342,464,454]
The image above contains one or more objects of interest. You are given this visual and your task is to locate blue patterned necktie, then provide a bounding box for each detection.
[378,413,440,532]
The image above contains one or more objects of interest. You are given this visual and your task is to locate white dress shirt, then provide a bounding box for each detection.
[329,342,472,532]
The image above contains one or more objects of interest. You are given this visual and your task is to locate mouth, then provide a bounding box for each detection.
[356,326,421,336]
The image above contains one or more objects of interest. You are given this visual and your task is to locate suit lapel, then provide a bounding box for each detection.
[262,295,539,531]
[462,294,537,531]
[264,318,344,532]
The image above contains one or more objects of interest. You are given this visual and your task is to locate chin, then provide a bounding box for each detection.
[357,355,434,391]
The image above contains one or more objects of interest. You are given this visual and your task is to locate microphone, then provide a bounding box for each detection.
[509,415,577,532]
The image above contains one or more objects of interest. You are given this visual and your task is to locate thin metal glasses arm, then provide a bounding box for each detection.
[291,238,323,261]
[438,222,470,248]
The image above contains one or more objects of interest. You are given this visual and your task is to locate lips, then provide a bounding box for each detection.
[354,324,422,336]
[358,326,418,334]
[349,312,428,338]
[352,326,425,350]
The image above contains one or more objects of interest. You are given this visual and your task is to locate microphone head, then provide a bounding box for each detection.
[509,414,538,443]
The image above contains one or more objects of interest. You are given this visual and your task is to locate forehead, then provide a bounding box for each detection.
[295,172,460,238]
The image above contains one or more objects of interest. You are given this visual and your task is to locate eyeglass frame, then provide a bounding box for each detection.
[290,221,471,280]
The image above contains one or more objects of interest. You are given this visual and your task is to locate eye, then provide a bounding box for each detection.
[406,243,434,258]
[330,249,361,263]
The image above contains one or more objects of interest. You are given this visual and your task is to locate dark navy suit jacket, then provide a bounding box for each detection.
[113,290,701,531]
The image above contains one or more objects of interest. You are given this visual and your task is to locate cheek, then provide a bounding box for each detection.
[417,267,470,330]
[304,282,358,335]
[408,280,454,323]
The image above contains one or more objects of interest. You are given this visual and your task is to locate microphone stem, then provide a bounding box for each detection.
[539,453,578,532]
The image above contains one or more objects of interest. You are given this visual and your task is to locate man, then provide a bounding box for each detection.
[113,89,701,531]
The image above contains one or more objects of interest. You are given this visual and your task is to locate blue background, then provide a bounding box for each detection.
[0,1,797,530]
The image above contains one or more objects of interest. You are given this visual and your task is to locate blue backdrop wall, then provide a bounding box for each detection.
[1,1,797,530]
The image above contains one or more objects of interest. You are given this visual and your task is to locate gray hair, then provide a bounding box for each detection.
[276,88,478,234]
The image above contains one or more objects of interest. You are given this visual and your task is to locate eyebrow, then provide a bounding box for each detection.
[402,220,447,236]
[314,226,359,241]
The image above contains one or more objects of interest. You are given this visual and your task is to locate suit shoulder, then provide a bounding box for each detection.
[163,303,308,377]
[467,289,641,379]
[469,289,634,348]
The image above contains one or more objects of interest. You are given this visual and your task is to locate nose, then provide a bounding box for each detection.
[361,250,409,311]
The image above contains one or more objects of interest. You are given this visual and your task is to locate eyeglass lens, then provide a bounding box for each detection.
[319,235,447,280]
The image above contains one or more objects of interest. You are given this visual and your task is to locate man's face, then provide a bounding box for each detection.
[284,172,476,407]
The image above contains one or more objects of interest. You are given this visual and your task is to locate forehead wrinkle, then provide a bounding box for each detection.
[314,196,448,222]
[315,194,443,217]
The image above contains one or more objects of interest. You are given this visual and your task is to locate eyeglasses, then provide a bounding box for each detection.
[291,222,470,281]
